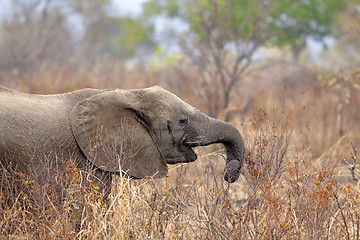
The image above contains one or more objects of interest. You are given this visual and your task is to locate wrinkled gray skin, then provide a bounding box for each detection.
[0,86,244,195]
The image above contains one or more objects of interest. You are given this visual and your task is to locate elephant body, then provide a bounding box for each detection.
[0,86,244,196]
[0,87,102,169]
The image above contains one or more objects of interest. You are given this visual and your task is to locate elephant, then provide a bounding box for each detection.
[0,85,244,197]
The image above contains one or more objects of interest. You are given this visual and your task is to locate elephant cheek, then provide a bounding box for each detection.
[127,144,168,179]
[185,148,197,162]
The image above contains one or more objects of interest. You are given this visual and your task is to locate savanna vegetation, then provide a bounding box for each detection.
[1,0,360,239]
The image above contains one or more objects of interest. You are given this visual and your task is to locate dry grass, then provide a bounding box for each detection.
[1,62,360,239]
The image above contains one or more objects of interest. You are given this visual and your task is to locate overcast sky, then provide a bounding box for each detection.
[110,0,148,16]
[0,0,148,20]
[110,0,148,15]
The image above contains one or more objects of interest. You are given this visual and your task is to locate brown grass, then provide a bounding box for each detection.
[1,62,360,239]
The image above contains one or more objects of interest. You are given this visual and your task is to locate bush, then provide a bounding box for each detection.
[1,118,360,239]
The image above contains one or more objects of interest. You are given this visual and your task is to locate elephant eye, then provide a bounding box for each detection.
[179,117,188,125]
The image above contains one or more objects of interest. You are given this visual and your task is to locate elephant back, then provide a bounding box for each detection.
[0,86,17,94]
[0,88,89,169]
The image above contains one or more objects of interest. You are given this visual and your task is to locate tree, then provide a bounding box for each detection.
[83,17,155,60]
[334,1,360,64]
[143,0,276,116]
[266,0,350,60]
[0,0,156,76]
[70,0,155,61]
[142,0,349,116]
[0,0,74,72]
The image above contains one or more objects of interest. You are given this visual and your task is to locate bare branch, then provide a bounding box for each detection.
[344,141,359,182]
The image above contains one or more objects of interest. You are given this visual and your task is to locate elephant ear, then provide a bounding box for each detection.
[69,90,168,179]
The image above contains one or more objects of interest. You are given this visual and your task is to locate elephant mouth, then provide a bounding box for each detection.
[165,146,197,165]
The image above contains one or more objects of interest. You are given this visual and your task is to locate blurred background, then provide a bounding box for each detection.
[0,0,359,155]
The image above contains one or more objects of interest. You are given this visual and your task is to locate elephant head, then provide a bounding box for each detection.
[69,86,244,183]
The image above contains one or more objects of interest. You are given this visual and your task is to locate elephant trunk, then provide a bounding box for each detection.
[187,116,245,183]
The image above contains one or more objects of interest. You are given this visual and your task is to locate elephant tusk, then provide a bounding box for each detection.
[183,137,202,146]
[183,140,201,145]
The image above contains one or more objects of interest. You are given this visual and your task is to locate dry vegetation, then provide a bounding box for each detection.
[1,61,360,239]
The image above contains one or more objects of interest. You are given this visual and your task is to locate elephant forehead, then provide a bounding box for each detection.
[151,88,195,114]
[113,86,196,116]
[167,96,195,115]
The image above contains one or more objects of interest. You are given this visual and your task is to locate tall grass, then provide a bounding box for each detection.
[1,120,360,239]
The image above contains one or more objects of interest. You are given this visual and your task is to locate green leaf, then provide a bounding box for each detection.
[162,189,168,197]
